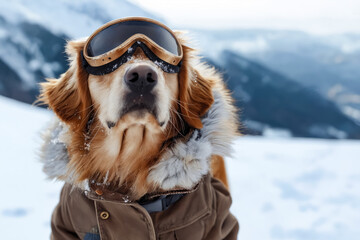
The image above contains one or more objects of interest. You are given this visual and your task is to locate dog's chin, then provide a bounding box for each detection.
[122,104,157,121]
[106,106,166,133]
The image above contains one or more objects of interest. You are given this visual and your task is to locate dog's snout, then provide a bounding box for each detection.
[124,65,158,92]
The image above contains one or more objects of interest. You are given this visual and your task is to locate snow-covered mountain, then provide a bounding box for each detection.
[191,29,360,124]
[1,92,360,240]
[0,0,160,102]
[206,51,360,139]
[0,0,163,38]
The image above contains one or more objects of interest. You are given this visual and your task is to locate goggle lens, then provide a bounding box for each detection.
[87,20,180,57]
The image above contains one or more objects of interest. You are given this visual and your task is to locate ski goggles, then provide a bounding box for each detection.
[81,17,183,75]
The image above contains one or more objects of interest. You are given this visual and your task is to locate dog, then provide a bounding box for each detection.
[39,17,239,240]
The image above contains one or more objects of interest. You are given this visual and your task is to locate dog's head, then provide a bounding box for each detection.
[39,32,214,197]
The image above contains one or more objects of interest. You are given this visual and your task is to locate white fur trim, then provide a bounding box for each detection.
[39,118,69,179]
[147,130,212,190]
[147,90,236,190]
[201,90,235,157]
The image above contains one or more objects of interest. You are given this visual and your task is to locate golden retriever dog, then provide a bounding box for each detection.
[39,17,239,240]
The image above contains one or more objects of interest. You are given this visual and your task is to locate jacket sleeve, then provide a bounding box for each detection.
[204,177,239,240]
[50,184,80,240]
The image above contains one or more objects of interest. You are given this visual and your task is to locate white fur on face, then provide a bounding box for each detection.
[88,55,178,132]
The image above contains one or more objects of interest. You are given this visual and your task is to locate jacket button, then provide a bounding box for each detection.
[100,211,109,220]
[95,189,103,196]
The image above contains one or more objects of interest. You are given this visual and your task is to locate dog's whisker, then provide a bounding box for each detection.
[168,108,186,138]
[169,96,202,119]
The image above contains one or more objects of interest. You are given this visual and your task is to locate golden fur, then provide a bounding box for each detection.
[38,32,237,199]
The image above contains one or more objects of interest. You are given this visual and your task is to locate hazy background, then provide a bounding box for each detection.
[0,0,359,239]
[135,0,360,34]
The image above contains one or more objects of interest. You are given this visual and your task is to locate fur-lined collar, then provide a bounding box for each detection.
[40,90,237,192]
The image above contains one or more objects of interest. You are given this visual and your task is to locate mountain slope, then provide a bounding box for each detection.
[192,29,360,123]
[0,58,32,102]
[208,51,360,139]
[0,0,163,39]
[0,16,68,103]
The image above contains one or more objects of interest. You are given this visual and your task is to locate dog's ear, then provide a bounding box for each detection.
[178,44,214,129]
[38,40,91,128]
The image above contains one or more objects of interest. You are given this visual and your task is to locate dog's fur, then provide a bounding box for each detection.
[38,32,238,199]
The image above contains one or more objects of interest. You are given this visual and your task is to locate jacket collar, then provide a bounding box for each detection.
[40,89,237,197]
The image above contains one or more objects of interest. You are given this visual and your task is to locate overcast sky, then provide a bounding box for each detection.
[133,0,360,35]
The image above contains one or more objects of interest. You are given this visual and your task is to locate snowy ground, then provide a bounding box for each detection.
[0,95,359,240]
[228,138,360,240]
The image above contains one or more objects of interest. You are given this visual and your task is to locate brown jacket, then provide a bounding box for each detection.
[51,175,238,240]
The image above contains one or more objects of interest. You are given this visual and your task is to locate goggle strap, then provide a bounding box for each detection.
[81,42,181,76]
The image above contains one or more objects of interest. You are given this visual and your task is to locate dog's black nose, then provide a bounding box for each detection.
[124,65,158,92]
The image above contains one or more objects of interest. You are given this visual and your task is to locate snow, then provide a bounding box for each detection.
[1,95,360,239]
[0,96,63,239]
[230,37,269,54]
[227,138,360,240]
[0,0,163,39]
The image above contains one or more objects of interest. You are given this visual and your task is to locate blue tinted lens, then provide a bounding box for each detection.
[87,20,180,57]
